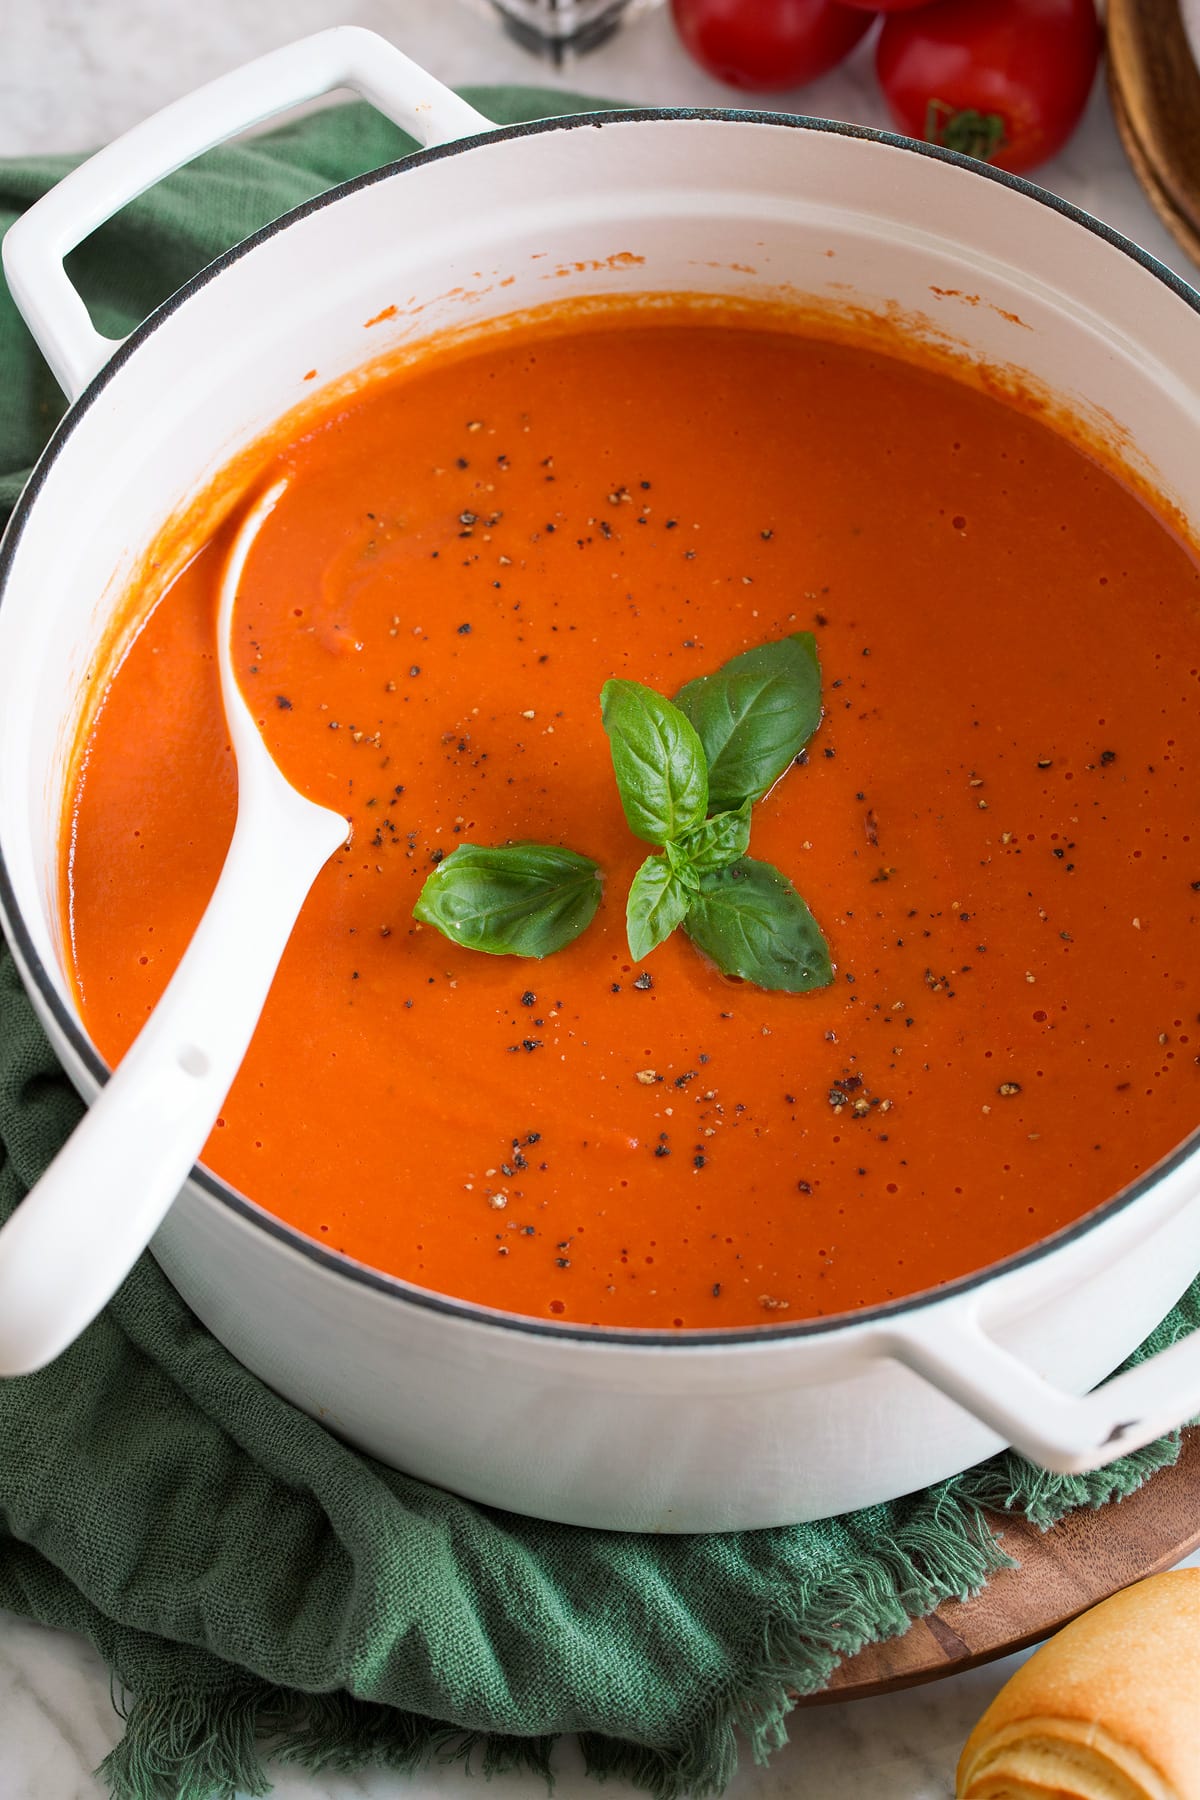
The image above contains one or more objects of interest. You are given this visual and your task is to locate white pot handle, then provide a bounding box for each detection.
[882,1299,1200,1473]
[1,27,493,402]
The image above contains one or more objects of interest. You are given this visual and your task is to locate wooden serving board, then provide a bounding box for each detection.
[797,1427,1200,1704]
[1108,0,1200,269]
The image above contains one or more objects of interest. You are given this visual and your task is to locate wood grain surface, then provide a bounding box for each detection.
[797,1427,1200,1704]
[1108,0,1200,268]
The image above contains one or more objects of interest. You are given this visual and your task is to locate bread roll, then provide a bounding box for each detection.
[957,1569,1200,1799]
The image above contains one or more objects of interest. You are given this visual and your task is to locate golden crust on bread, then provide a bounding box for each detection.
[959,1717,1178,1798]
[957,1570,1200,1800]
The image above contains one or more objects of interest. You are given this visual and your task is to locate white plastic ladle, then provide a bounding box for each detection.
[0,479,348,1374]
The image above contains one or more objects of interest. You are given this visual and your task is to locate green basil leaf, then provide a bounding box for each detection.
[684,857,833,993]
[664,839,702,894]
[674,633,821,812]
[414,843,602,957]
[677,801,752,874]
[600,678,708,845]
[626,855,693,962]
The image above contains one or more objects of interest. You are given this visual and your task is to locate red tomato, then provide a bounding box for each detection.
[876,0,1101,174]
[839,0,939,11]
[670,0,873,92]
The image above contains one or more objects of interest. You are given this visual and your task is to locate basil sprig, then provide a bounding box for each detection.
[414,843,602,957]
[601,634,831,993]
[413,634,831,992]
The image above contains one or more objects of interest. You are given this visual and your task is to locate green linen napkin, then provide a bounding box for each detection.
[1,91,1197,1800]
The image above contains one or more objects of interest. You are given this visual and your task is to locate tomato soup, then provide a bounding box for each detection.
[63,304,1200,1329]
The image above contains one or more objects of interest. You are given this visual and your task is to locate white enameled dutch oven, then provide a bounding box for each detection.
[3,28,1200,1532]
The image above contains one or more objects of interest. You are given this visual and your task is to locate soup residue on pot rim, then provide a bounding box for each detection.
[61,296,1200,1330]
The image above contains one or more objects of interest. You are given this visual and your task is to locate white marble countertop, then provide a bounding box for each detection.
[3,3,1200,1797]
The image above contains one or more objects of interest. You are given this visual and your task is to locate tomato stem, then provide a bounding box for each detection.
[924,99,1008,164]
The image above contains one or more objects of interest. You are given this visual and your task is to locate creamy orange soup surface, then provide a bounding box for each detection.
[63,299,1200,1329]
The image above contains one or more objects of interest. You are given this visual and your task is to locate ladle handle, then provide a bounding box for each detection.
[0,787,345,1375]
[1,27,492,401]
